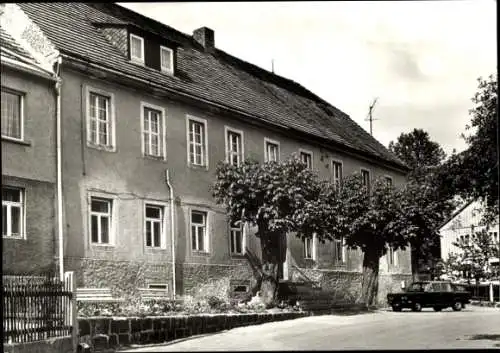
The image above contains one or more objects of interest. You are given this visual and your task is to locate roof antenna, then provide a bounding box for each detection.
[366,97,379,136]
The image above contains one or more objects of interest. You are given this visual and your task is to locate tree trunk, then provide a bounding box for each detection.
[258,231,286,308]
[358,250,381,308]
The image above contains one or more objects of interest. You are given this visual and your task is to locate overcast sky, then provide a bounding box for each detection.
[119,1,497,155]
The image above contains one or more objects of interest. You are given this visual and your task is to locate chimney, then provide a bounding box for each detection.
[193,27,214,52]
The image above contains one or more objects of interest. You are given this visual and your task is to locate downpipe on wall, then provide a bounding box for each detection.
[165,170,176,299]
[54,56,64,281]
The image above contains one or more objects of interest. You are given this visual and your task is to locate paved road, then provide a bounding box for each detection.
[122,306,500,351]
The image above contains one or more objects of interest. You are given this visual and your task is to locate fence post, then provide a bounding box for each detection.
[489,282,494,303]
[64,271,78,352]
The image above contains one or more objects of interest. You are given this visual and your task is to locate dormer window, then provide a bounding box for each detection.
[160,46,174,74]
[130,34,144,63]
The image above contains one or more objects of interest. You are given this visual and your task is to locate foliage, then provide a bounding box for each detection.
[436,74,498,224]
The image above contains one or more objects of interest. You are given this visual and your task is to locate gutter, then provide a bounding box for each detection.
[1,54,56,81]
[164,170,176,299]
[54,56,64,281]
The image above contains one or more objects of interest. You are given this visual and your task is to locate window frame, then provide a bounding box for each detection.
[264,138,280,162]
[2,186,26,240]
[160,45,174,74]
[229,221,245,256]
[129,33,145,63]
[190,209,209,253]
[331,159,343,190]
[299,149,314,170]
[186,115,209,169]
[334,236,346,264]
[140,102,167,159]
[388,246,398,267]
[360,168,371,193]
[85,86,116,151]
[225,126,244,167]
[1,87,25,142]
[304,233,317,260]
[144,202,167,249]
[88,192,117,247]
[384,175,393,187]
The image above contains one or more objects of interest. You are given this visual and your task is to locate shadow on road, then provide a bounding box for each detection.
[466,334,500,341]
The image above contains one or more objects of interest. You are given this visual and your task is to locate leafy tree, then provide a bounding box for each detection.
[436,74,498,224]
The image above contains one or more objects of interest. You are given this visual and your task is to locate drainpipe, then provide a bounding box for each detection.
[165,170,176,299]
[55,56,64,281]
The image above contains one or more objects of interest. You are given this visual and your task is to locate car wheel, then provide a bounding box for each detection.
[433,306,442,312]
[412,302,422,312]
[461,303,466,309]
[452,301,462,311]
[392,305,402,312]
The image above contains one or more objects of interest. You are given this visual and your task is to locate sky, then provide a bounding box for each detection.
[119,1,497,155]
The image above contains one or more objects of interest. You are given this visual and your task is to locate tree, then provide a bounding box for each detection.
[436,74,498,224]
[388,129,455,277]
[211,156,338,307]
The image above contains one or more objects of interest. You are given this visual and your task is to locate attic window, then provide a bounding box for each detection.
[130,34,144,63]
[160,46,174,74]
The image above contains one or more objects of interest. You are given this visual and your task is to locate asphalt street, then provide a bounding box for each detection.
[122,306,500,351]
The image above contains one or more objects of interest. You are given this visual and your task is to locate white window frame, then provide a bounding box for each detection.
[229,221,246,256]
[88,192,117,246]
[299,149,314,170]
[331,159,343,190]
[384,175,393,187]
[144,202,167,249]
[334,236,346,263]
[130,33,145,63]
[361,168,371,193]
[140,102,167,159]
[264,138,280,162]
[2,187,26,239]
[388,246,398,267]
[160,45,174,74]
[85,86,116,151]
[1,88,24,142]
[186,115,209,169]
[190,209,209,253]
[304,233,317,260]
[225,126,244,167]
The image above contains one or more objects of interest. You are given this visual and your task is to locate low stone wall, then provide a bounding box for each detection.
[78,312,309,351]
[3,336,73,353]
[377,273,413,306]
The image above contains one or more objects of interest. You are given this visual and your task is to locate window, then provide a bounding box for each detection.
[1,89,23,140]
[464,234,470,245]
[384,176,393,187]
[230,221,244,255]
[87,89,114,149]
[191,210,208,252]
[361,169,371,193]
[264,138,280,162]
[130,34,144,63]
[304,234,317,260]
[225,127,243,166]
[2,187,24,239]
[90,197,113,245]
[160,46,174,74]
[388,246,398,267]
[299,150,313,170]
[331,160,343,190]
[145,204,164,248]
[334,237,345,263]
[141,103,166,158]
[187,116,208,167]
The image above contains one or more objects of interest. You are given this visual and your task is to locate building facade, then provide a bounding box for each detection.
[4,3,412,304]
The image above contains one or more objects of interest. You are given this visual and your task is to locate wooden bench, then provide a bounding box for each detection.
[76,288,124,302]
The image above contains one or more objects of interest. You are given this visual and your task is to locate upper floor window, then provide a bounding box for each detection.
[191,210,208,253]
[90,197,113,245]
[299,150,313,170]
[1,89,23,140]
[187,116,208,167]
[264,138,280,162]
[361,169,371,193]
[130,34,144,63]
[87,88,115,150]
[2,187,24,239]
[230,221,244,255]
[160,46,174,74]
[385,176,393,187]
[225,127,243,167]
[141,103,166,159]
[145,204,164,248]
[331,160,343,190]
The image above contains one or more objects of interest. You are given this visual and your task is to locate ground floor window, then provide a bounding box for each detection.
[230,221,244,255]
[2,187,24,239]
[90,197,113,244]
[191,210,208,252]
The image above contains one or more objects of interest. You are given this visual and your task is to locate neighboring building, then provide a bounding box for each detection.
[440,200,500,271]
[5,3,411,304]
[1,13,59,274]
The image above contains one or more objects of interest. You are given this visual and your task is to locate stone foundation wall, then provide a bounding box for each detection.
[3,336,73,353]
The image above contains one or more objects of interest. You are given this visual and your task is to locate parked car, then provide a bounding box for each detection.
[387,281,471,312]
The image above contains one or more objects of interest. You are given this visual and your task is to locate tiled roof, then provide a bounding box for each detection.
[17,2,407,170]
[0,26,37,63]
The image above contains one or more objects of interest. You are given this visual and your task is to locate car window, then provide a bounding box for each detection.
[423,283,433,292]
[407,283,424,292]
[442,283,452,292]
